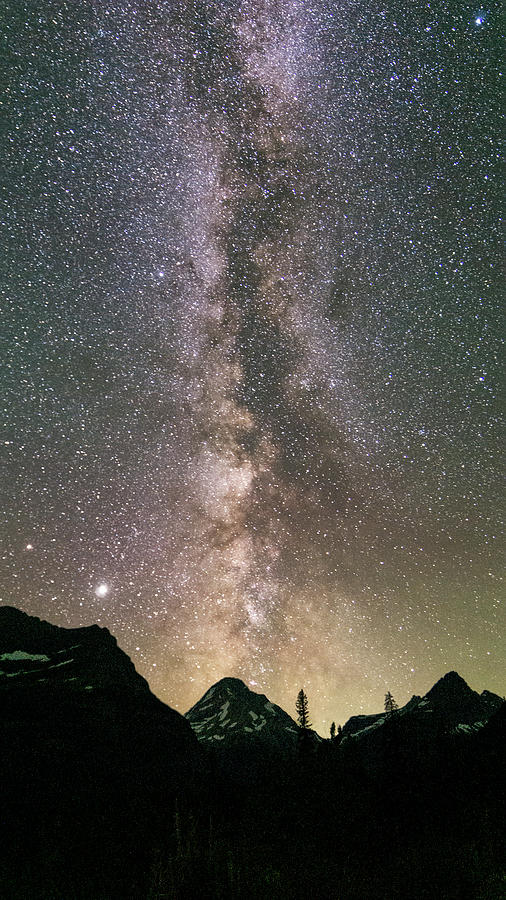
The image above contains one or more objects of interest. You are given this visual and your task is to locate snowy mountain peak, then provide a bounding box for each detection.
[185,678,299,750]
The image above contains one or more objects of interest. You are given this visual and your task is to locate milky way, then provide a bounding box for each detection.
[2,0,503,730]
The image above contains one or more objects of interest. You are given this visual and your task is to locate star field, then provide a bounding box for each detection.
[1,0,504,731]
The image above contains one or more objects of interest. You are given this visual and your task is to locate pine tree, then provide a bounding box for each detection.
[330,721,336,740]
[296,688,311,729]
[384,691,398,715]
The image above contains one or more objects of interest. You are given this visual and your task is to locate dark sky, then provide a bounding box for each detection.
[2,0,504,731]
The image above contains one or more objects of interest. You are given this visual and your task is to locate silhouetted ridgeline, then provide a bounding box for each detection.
[0,606,504,899]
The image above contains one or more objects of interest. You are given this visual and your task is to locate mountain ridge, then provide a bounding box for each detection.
[1,605,502,745]
[0,604,154,698]
[0,603,201,770]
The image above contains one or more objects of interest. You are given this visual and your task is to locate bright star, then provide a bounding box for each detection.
[475,16,483,24]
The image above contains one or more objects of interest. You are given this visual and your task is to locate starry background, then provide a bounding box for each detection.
[1,0,504,732]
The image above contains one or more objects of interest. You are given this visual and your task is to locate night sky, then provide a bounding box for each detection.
[2,0,504,732]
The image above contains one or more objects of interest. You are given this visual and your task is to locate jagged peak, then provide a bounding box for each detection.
[441,670,467,683]
[426,671,471,694]
[195,677,249,706]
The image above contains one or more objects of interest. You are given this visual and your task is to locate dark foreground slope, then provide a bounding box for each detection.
[0,606,204,899]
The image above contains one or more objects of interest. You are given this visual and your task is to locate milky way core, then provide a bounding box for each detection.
[2,0,504,730]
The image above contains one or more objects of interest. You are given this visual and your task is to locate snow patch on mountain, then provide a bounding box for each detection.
[218,701,230,721]
[351,717,386,738]
[453,721,485,734]
[0,651,50,662]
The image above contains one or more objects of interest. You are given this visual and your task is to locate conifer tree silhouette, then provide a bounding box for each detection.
[384,691,399,714]
[296,689,311,729]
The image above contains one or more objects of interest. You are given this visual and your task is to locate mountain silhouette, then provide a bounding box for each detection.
[0,605,203,897]
[185,676,299,743]
[0,606,503,899]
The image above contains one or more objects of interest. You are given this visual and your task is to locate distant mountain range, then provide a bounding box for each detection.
[1,605,502,770]
[1,605,504,899]
[182,667,503,775]
[342,669,502,739]
[185,668,503,742]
